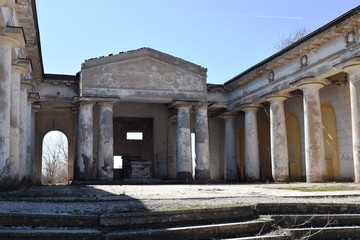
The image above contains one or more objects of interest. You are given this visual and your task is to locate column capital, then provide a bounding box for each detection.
[219,111,238,119]
[263,93,290,103]
[28,92,40,103]
[292,77,330,90]
[0,0,15,7]
[240,103,261,112]
[12,58,32,74]
[334,56,360,74]
[170,101,194,109]
[0,26,26,48]
[193,101,209,109]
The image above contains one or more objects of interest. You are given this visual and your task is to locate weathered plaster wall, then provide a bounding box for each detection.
[320,84,353,180]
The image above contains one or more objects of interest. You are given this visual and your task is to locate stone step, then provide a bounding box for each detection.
[0,227,101,240]
[263,213,360,228]
[0,213,99,228]
[101,205,255,229]
[284,225,360,239]
[222,234,291,240]
[105,219,273,240]
[256,203,360,215]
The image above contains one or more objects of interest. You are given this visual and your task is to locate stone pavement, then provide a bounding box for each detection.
[0,182,360,215]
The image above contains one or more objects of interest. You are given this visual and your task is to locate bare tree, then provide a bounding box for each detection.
[42,131,68,185]
[274,26,311,50]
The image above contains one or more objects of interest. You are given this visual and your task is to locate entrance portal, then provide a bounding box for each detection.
[113,118,154,180]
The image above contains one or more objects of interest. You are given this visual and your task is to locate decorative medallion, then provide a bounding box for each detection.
[268,70,275,82]
[345,31,356,46]
[300,55,308,68]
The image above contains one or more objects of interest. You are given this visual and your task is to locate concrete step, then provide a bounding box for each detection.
[105,219,273,240]
[263,213,360,228]
[0,213,99,228]
[284,225,360,239]
[0,227,101,240]
[101,205,255,229]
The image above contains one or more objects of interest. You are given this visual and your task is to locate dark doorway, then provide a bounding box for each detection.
[113,118,154,180]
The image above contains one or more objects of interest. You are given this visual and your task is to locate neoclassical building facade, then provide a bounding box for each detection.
[1,0,360,186]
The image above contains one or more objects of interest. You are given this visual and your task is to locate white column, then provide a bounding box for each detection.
[77,101,95,180]
[19,84,28,180]
[97,102,114,181]
[176,103,192,180]
[267,96,289,182]
[299,81,326,183]
[0,37,14,181]
[243,106,260,181]
[344,65,360,183]
[9,66,26,180]
[194,103,210,180]
[222,113,238,180]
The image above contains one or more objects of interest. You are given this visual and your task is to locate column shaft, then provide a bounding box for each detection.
[176,105,192,180]
[268,96,289,182]
[97,102,114,181]
[77,102,95,180]
[19,85,28,180]
[300,83,326,182]
[194,104,210,180]
[0,42,12,180]
[243,107,260,181]
[345,66,360,183]
[223,114,238,180]
[9,69,21,180]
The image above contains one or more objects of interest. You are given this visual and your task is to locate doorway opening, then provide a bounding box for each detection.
[41,130,69,185]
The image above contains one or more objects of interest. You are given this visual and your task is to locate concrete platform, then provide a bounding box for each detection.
[0,182,359,215]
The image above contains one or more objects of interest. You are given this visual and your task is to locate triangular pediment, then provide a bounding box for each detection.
[82,47,206,77]
[80,48,207,102]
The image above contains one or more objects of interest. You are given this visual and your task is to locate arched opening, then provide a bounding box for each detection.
[321,103,339,181]
[41,130,69,185]
[286,113,302,181]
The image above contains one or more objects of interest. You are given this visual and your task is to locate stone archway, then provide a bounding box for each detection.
[321,103,339,181]
[286,113,302,181]
[41,130,69,185]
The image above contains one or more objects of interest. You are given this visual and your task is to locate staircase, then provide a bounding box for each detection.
[0,203,359,239]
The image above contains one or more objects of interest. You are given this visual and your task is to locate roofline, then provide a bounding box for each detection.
[44,73,78,81]
[224,5,360,87]
[31,0,44,79]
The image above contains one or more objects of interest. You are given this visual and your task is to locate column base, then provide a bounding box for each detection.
[195,169,210,180]
[177,172,193,180]
[273,175,289,183]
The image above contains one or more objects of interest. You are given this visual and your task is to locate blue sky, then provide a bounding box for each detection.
[36,1,360,84]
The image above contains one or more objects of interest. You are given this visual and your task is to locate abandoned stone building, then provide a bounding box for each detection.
[1,0,360,186]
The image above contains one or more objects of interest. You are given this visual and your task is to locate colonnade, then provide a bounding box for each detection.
[224,69,360,183]
[76,100,210,181]
[0,29,32,184]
